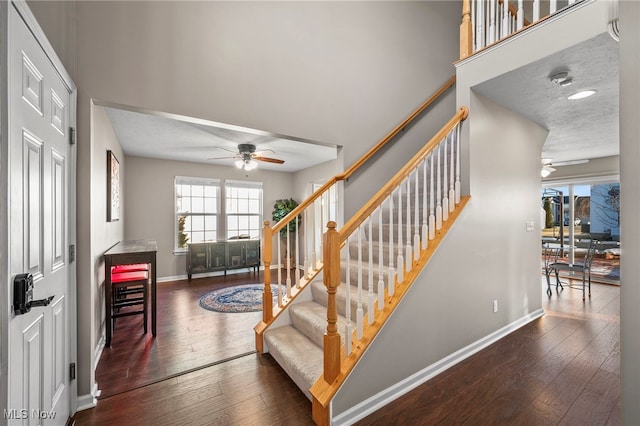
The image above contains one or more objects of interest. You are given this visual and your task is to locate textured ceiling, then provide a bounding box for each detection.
[104,107,338,173]
[474,32,619,165]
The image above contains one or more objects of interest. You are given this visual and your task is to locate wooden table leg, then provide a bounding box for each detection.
[105,260,113,347]
[152,256,157,336]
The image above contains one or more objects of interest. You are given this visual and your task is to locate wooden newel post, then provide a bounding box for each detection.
[323,221,341,384]
[460,0,472,59]
[263,221,273,323]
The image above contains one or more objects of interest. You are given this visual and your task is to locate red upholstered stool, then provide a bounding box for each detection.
[112,263,149,273]
[109,270,149,336]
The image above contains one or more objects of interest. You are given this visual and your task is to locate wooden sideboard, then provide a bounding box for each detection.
[186,240,260,281]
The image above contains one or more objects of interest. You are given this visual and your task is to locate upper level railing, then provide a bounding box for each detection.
[461,0,582,59]
[254,76,456,348]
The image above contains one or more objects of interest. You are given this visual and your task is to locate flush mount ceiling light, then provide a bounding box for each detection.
[549,71,573,87]
[568,90,596,100]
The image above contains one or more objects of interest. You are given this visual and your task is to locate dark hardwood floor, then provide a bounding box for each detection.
[77,276,619,426]
[96,270,264,398]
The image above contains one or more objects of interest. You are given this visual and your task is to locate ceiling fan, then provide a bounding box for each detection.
[541,158,589,178]
[209,143,285,171]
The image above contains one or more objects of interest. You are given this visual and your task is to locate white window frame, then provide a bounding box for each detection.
[225,180,263,240]
[174,176,221,252]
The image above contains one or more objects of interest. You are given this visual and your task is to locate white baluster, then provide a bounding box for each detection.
[368,217,375,324]
[345,235,352,355]
[422,159,428,250]
[357,226,364,339]
[471,0,477,52]
[413,168,420,261]
[449,131,456,213]
[550,0,557,14]
[405,179,412,273]
[397,180,404,283]
[517,0,524,30]
[318,197,324,269]
[489,0,496,44]
[455,124,461,205]
[295,217,300,289]
[286,226,292,298]
[478,0,485,50]
[377,206,384,311]
[436,145,443,230]
[443,135,450,222]
[388,193,395,297]
[311,200,317,274]
[304,209,310,278]
[533,0,540,22]
[502,0,510,38]
[429,153,436,240]
[277,232,282,307]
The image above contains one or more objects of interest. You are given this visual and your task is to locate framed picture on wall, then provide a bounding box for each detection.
[107,150,120,222]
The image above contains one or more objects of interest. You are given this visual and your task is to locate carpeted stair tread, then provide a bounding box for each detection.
[290,301,353,348]
[264,325,323,400]
[311,279,378,318]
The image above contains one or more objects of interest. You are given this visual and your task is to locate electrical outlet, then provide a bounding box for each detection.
[493,300,498,313]
[526,221,534,232]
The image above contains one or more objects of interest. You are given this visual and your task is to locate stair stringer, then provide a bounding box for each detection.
[310,196,470,425]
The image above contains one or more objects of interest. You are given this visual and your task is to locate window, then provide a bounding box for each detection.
[175,177,220,249]
[225,180,263,240]
[175,177,263,251]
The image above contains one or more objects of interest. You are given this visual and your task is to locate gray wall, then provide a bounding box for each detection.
[123,155,296,279]
[334,92,547,415]
[28,0,463,400]
[86,104,125,400]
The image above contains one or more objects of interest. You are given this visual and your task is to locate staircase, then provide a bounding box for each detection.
[254,101,469,425]
[264,185,438,398]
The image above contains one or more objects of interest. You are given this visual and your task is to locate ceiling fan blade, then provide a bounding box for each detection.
[253,155,284,164]
[207,155,239,160]
[211,146,240,154]
[553,159,589,167]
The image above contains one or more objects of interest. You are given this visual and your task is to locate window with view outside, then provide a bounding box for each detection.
[225,181,262,240]
[175,177,219,249]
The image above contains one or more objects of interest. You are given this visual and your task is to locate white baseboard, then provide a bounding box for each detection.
[76,391,97,412]
[158,266,263,283]
[332,308,545,425]
[76,379,100,412]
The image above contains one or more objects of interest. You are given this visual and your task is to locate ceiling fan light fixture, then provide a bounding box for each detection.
[541,165,556,178]
[235,159,244,169]
[245,159,258,171]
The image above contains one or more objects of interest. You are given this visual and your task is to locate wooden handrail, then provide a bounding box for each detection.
[269,76,456,236]
[339,106,468,241]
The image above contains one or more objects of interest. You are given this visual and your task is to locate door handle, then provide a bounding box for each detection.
[30,295,55,308]
[13,273,55,315]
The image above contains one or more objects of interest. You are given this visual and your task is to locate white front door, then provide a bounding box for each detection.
[7,3,75,425]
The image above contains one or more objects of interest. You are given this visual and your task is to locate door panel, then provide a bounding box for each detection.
[8,4,73,424]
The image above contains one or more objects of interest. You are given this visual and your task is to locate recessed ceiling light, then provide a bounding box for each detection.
[568,90,596,100]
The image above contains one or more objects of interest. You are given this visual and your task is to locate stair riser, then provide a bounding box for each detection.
[311,280,374,318]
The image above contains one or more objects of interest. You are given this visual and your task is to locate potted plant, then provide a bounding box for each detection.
[272,198,301,269]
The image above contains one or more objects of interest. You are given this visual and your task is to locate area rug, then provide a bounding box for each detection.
[199,284,283,313]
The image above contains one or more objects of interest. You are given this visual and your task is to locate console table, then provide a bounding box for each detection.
[187,240,260,281]
[104,239,157,347]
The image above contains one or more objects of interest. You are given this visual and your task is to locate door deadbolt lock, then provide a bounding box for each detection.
[13,273,54,315]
